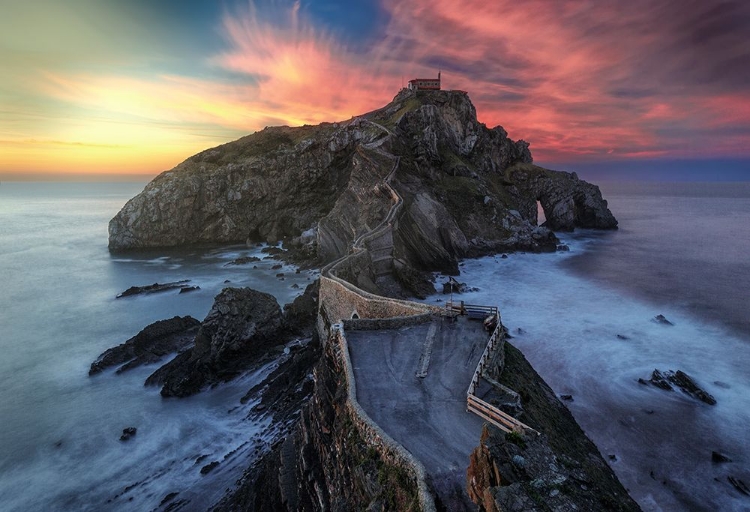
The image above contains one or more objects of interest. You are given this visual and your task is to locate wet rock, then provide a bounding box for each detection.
[275,273,285,278]
[120,427,137,441]
[116,280,193,298]
[501,254,508,259]
[89,316,200,375]
[712,451,732,464]
[146,288,284,397]
[291,283,300,289]
[443,280,464,294]
[224,256,260,266]
[617,334,630,340]
[648,369,716,405]
[728,476,750,496]
[261,246,284,255]
[556,244,570,252]
[560,394,574,401]
[179,286,200,294]
[200,461,220,475]
[653,314,674,326]
[159,492,179,506]
[649,370,674,391]
[271,264,283,270]
[714,381,731,389]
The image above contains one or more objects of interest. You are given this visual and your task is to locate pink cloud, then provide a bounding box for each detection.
[215,0,750,162]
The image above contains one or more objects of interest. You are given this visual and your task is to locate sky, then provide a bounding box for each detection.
[1,0,749,180]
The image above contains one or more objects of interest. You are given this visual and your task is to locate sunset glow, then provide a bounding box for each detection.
[2,0,749,178]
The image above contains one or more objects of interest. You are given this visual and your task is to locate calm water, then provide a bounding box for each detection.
[430,181,750,512]
[0,182,316,511]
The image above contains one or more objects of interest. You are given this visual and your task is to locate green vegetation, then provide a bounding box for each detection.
[382,97,422,129]
[505,430,527,449]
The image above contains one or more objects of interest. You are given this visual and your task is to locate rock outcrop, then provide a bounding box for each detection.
[647,369,717,405]
[89,316,200,375]
[505,165,618,231]
[145,288,284,397]
[109,90,617,293]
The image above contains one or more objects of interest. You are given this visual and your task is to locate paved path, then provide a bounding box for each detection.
[347,315,488,509]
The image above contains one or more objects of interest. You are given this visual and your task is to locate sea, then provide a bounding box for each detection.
[428,181,750,512]
[0,180,748,511]
[0,182,317,511]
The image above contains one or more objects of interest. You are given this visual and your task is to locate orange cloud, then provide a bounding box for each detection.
[4,0,749,176]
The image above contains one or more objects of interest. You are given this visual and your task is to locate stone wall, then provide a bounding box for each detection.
[330,324,436,512]
[319,275,438,325]
[343,312,435,331]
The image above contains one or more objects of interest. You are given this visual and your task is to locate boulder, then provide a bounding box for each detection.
[146,288,284,397]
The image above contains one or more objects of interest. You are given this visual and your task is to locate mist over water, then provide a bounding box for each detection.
[429,182,750,511]
[0,182,315,511]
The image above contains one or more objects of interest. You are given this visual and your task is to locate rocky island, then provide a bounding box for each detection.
[106,89,634,510]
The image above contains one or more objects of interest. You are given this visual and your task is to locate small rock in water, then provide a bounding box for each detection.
[653,314,674,326]
[556,244,570,252]
[179,286,200,294]
[276,273,285,278]
[648,369,716,405]
[516,327,525,335]
[560,394,574,401]
[223,280,231,283]
[160,492,179,506]
[637,378,649,385]
[224,256,260,266]
[271,264,283,270]
[291,283,300,289]
[728,476,750,496]
[200,461,220,475]
[643,409,655,414]
[712,451,732,464]
[649,370,674,391]
[116,280,192,298]
[608,454,618,461]
[616,334,630,340]
[120,427,137,441]
[713,381,731,389]
[501,254,508,259]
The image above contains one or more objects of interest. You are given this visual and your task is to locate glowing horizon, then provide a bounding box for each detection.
[2,0,749,178]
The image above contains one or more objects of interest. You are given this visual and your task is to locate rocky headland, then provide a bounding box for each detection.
[109,89,615,289]
[103,89,631,511]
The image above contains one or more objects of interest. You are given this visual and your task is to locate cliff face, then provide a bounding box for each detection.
[109,90,616,280]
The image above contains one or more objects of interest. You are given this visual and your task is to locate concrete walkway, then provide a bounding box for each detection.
[347,315,488,509]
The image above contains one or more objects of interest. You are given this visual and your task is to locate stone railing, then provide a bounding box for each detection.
[316,143,438,511]
[331,323,436,512]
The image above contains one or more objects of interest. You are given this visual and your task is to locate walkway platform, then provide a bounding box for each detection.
[347,315,488,509]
